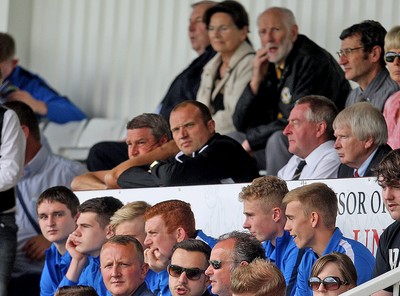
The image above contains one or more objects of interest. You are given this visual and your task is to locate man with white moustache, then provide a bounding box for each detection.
[232,6,350,175]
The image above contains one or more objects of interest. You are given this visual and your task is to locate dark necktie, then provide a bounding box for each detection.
[354,169,360,177]
[292,160,307,180]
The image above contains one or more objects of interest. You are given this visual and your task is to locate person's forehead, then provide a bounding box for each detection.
[172,249,206,263]
[259,9,286,27]
[127,127,155,140]
[38,200,70,212]
[170,105,201,123]
[212,239,235,257]
[145,215,166,229]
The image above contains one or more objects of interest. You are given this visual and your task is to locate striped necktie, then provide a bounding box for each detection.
[292,160,307,180]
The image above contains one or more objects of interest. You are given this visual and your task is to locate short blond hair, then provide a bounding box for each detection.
[239,176,288,210]
[283,183,338,229]
[231,258,286,296]
[110,201,151,232]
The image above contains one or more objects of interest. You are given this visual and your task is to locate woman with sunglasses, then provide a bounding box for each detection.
[383,26,400,149]
[308,253,357,295]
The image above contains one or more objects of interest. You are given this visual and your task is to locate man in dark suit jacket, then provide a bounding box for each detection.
[333,102,392,178]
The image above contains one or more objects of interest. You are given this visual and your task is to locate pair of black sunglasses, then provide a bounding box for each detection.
[167,264,205,281]
[385,52,400,63]
[308,276,349,291]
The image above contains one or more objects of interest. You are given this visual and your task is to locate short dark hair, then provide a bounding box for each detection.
[339,20,387,66]
[37,186,80,217]
[218,231,265,265]
[171,100,212,125]
[296,95,339,140]
[78,196,123,228]
[376,149,400,188]
[0,32,15,62]
[4,101,41,141]
[126,113,171,141]
[204,0,249,30]
[172,239,211,261]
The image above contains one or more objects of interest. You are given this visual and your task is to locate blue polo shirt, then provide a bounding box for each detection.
[263,230,304,296]
[294,227,375,296]
[40,244,72,296]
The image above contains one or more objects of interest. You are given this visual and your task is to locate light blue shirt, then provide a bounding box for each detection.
[13,145,86,277]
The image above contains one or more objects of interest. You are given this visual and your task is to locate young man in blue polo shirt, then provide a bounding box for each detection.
[37,186,79,296]
[283,182,375,296]
[58,196,123,295]
[238,176,303,296]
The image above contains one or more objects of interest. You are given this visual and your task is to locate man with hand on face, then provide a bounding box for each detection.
[232,7,350,175]
[117,100,259,188]
[71,113,170,190]
[143,200,216,296]
[168,239,211,296]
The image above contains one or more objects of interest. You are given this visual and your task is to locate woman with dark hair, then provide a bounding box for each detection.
[197,0,254,135]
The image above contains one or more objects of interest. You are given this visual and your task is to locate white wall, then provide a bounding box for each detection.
[75,177,391,256]
[5,0,400,119]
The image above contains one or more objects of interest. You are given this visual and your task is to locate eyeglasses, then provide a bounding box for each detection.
[308,276,349,291]
[167,264,205,281]
[385,52,400,63]
[208,260,239,270]
[336,47,364,58]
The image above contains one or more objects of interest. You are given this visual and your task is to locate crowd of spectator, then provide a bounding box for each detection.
[1,0,400,295]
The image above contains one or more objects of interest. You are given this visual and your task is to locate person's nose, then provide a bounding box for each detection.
[178,271,189,284]
[205,265,213,276]
[129,144,139,158]
[144,234,151,246]
[283,124,292,136]
[284,220,292,232]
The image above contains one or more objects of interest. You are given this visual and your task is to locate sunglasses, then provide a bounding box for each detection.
[308,276,349,291]
[167,264,205,281]
[385,52,400,63]
[208,260,240,270]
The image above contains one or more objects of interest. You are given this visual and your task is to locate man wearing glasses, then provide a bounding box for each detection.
[205,231,265,296]
[168,239,211,296]
[339,20,399,111]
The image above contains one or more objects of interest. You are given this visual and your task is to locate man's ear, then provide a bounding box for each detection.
[159,134,169,145]
[291,24,299,42]
[11,58,19,68]
[105,224,114,237]
[370,45,382,63]
[21,125,29,140]
[140,263,149,280]
[207,119,215,133]
[315,121,327,138]
[364,136,374,149]
[239,260,249,266]
[272,207,283,222]
[176,227,187,242]
[310,212,319,228]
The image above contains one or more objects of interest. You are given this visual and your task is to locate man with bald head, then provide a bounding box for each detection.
[117,101,259,188]
[232,7,350,175]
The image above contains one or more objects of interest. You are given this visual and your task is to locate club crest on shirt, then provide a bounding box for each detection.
[281,87,292,104]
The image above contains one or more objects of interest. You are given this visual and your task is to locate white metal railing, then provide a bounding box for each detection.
[340,267,400,295]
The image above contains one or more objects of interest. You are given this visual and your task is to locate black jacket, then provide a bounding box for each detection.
[337,144,392,178]
[159,45,216,123]
[233,35,351,150]
[117,133,259,188]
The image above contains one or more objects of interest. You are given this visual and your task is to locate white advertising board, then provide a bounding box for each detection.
[75,176,393,256]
